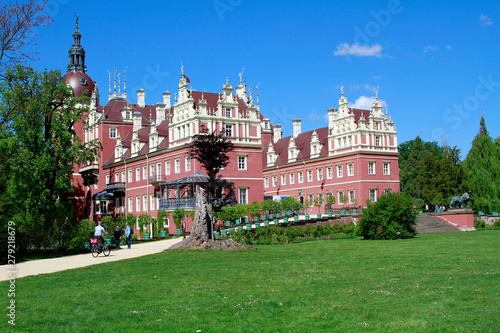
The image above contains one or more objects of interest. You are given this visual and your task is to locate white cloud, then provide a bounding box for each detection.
[349,96,388,110]
[480,14,494,26]
[333,43,383,57]
[308,110,328,122]
[424,45,438,53]
[446,45,453,51]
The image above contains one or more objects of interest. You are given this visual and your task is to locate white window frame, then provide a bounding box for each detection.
[238,155,247,171]
[337,165,343,178]
[185,156,191,172]
[115,172,119,182]
[238,188,248,204]
[143,166,147,180]
[175,158,181,173]
[150,194,155,210]
[226,107,231,118]
[298,171,304,183]
[348,163,354,177]
[136,196,141,212]
[308,194,314,207]
[281,174,286,186]
[349,190,355,204]
[109,127,117,138]
[383,162,390,175]
[307,170,313,182]
[105,174,110,184]
[143,194,148,212]
[128,169,132,183]
[338,191,344,205]
[327,166,333,179]
[157,162,162,178]
[128,197,133,213]
[375,136,381,146]
[317,168,323,181]
[225,124,232,137]
[368,162,375,175]
[150,164,155,178]
[135,167,140,181]
[264,177,269,188]
[369,189,377,202]
[272,175,277,187]
[289,172,295,185]
[121,171,125,183]
[166,160,171,175]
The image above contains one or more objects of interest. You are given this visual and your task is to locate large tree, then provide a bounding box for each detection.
[189,126,235,210]
[0,65,100,251]
[0,0,52,77]
[463,116,500,213]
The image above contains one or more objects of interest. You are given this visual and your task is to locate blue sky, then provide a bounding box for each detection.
[28,0,500,158]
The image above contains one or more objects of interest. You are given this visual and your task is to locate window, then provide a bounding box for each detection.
[105,175,110,184]
[166,160,171,175]
[349,190,355,204]
[348,163,354,176]
[289,173,295,185]
[264,177,269,188]
[368,162,375,175]
[135,167,140,181]
[128,169,132,183]
[239,188,248,204]
[99,201,107,214]
[317,168,323,181]
[143,166,147,180]
[272,175,277,187]
[298,171,304,183]
[225,124,232,136]
[121,171,125,183]
[175,158,180,173]
[281,174,286,186]
[226,107,231,118]
[383,162,390,175]
[143,195,147,211]
[109,128,117,138]
[136,196,141,212]
[150,194,155,210]
[128,197,133,213]
[185,156,191,172]
[327,166,333,179]
[115,172,119,182]
[125,111,131,120]
[375,136,380,146]
[308,194,314,207]
[337,165,343,178]
[307,170,313,182]
[238,156,247,170]
[384,188,391,195]
[338,191,344,205]
[369,189,377,202]
[150,164,155,178]
[157,163,162,178]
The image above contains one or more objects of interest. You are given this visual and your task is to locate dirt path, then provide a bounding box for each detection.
[0,237,183,282]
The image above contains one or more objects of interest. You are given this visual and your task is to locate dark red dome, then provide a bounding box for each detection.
[64,71,95,98]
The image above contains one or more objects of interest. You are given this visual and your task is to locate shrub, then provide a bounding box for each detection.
[357,192,417,240]
[69,219,95,249]
[474,219,486,229]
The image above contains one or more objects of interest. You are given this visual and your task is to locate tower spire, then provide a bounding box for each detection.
[67,14,86,73]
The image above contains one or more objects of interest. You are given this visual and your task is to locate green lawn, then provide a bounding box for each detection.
[1,231,499,332]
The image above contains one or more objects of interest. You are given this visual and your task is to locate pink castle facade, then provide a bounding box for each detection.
[66,20,400,234]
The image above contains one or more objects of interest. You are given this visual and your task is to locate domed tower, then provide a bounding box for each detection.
[65,15,95,98]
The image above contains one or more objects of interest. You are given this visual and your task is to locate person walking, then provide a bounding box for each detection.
[114,225,122,249]
[125,223,132,249]
[181,218,186,239]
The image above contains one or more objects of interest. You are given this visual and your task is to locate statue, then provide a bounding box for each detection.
[449,193,470,209]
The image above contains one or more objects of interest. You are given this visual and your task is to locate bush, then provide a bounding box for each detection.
[357,192,417,240]
[474,219,486,229]
[69,219,95,249]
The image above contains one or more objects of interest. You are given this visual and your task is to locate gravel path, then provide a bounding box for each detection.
[0,237,183,282]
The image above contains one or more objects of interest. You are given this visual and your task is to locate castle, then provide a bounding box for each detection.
[66,19,400,233]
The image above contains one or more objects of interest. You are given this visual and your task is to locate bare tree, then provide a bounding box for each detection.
[0,0,52,76]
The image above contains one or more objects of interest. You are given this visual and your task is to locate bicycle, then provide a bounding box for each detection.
[90,237,110,258]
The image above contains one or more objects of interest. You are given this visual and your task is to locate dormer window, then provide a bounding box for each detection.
[226,108,231,118]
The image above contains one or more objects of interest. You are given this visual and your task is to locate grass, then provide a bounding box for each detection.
[1,231,499,332]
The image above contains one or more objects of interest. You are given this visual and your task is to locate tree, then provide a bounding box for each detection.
[463,116,500,213]
[189,125,235,210]
[0,66,101,251]
[357,192,417,240]
[0,0,52,77]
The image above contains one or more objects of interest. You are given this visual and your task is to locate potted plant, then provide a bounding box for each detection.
[351,198,358,214]
[248,201,262,222]
[157,211,169,237]
[172,208,185,235]
[304,198,311,220]
[314,196,324,218]
[339,194,349,215]
[326,193,336,216]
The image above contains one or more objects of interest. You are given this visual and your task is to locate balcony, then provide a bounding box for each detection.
[79,164,99,186]
[159,197,196,210]
[104,182,126,193]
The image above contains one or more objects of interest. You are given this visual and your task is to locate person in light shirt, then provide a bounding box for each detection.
[94,221,107,249]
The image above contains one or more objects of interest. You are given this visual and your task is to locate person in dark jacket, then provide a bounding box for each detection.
[114,225,122,249]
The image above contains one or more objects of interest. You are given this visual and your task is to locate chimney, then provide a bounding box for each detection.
[137,89,145,108]
[273,123,282,143]
[328,108,337,129]
[156,102,166,124]
[293,119,301,138]
[163,91,171,108]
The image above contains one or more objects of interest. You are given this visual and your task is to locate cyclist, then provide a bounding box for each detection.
[94,221,108,250]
